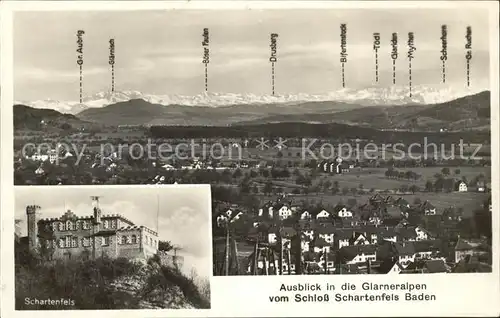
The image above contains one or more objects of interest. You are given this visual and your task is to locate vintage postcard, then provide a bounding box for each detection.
[1,1,499,317]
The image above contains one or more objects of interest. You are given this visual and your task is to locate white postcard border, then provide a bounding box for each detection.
[1,1,499,317]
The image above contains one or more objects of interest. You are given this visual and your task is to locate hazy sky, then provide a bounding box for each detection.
[14,185,212,279]
[14,9,491,101]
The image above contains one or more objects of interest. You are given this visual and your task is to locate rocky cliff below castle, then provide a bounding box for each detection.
[15,239,210,310]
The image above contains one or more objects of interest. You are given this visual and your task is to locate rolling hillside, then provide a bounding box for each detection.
[26,90,491,131]
[235,91,491,131]
[13,104,96,131]
[77,98,365,126]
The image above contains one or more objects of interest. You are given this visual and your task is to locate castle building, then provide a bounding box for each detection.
[26,197,159,261]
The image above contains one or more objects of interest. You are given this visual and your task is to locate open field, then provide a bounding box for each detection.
[314,166,490,190]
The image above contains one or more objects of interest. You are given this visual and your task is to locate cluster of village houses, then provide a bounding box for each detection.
[215,194,492,275]
[22,149,489,194]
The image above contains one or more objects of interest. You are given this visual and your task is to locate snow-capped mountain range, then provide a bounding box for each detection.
[16,85,487,115]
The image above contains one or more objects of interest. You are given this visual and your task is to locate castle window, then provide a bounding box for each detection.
[58,222,65,231]
[51,222,57,231]
[131,235,137,244]
[145,235,149,245]
[66,221,72,231]
[58,238,64,248]
[71,237,78,248]
[103,220,109,229]
[149,237,153,246]
[65,236,71,248]
[75,221,80,230]
[121,236,127,244]
[102,236,109,246]
[111,219,117,229]
[82,221,89,229]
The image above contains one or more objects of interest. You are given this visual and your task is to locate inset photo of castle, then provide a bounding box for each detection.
[14,185,211,310]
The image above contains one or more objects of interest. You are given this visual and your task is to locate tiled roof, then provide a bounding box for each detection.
[316,225,336,234]
[395,227,417,240]
[333,204,348,212]
[335,229,354,239]
[424,259,448,273]
[393,242,416,256]
[313,237,330,247]
[452,256,493,273]
[420,201,435,210]
[378,258,404,273]
[455,238,474,251]
[413,240,442,253]
[339,244,377,260]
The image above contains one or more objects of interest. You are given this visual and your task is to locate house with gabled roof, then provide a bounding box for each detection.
[258,201,273,217]
[395,197,411,210]
[338,245,377,265]
[452,255,492,273]
[333,204,353,218]
[423,259,448,273]
[362,227,380,244]
[377,226,397,242]
[393,242,416,266]
[413,239,443,261]
[455,180,468,192]
[476,180,486,192]
[357,202,382,220]
[335,263,361,274]
[454,237,474,263]
[334,229,353,249]
[395,226,418,242]
[414,226,433,241]
[272,202,293,220]
[378,241,416,268]
[369,193,385,205]
[313,237,332,253]
[315,209,330,220]
[317,250,336,273]
[378,258,405,274]
[350,232,370,246]
[300,210,311,220]
[419,201,436,215]
[316,225,335,244]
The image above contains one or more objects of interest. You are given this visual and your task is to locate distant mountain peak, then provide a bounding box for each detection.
[16,85,489,115]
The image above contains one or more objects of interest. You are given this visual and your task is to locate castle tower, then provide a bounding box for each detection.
[91,196,101,259]
[91,196,102,225]
[26,205,41,251]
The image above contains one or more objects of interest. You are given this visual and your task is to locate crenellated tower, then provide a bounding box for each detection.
[91,196,102,226]
[26,205,41,251]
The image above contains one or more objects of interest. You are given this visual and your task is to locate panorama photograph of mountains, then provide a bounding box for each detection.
[13,9,492,276]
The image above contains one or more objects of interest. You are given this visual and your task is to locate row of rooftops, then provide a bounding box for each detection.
[307,238,474,262]
[250,224,432,247]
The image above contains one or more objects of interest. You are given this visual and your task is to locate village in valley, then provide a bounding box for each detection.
[13,121,492,276]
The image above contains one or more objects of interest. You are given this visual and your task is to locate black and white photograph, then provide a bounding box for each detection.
[10,8,493,277]
[13,185,211,310]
